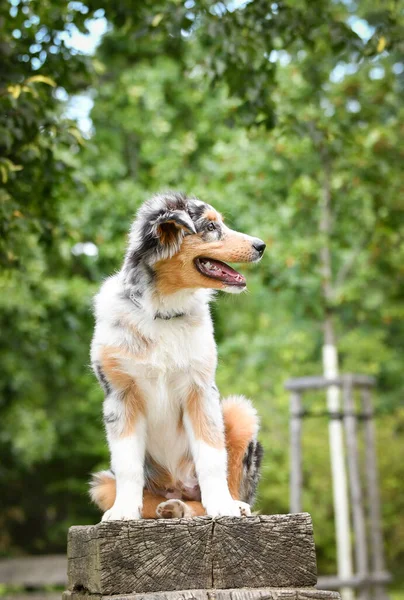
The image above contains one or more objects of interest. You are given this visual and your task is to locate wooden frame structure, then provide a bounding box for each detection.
[285,374,391,600]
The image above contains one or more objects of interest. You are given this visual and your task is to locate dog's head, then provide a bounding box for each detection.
[125,192,265,295]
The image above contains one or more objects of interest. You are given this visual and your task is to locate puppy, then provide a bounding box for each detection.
[90,192,265,520]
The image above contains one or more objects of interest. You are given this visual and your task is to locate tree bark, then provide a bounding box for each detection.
[319,155,353,600]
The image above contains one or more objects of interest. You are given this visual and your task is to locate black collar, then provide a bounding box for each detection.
[154,310,187,320]
[129,291,187,320]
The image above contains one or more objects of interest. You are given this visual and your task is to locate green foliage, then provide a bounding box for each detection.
[0,0,94,268]
[0,0,403,588]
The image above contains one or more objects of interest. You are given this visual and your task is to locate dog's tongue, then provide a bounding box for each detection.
[198,258,246,285]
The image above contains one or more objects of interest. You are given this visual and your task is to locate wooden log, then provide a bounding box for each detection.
[68,517,212,595]
[67,514,317,596]
[2,595,61,600]
[211,514,317,589]
[3,595,61,600]
[63,587,341,600]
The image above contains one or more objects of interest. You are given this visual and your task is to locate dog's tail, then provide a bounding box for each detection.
[89,470,116,511]
[222,395,263,508]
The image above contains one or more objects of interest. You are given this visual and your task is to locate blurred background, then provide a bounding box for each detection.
[0,0,403,597]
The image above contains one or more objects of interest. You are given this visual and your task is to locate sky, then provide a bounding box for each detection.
[63,17,107,133]
[64,16,108,54]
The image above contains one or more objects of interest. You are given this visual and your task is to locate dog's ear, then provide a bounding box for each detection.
[153,210,196,246]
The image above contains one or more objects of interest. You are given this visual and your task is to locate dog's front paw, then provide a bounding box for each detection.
[236,500,251,516]
[204,495,251,517]
[156,499,193,519]
[102,502,141,521]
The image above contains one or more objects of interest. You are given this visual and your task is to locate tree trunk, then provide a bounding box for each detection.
[320,161,353,600]
[123,132,139,179]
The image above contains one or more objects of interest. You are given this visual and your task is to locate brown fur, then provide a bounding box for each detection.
[157,220,187,246]
[223,401,258,499]
[204,209,221,222]
[154,231,254,296]
[179,500,206,517]
[143,491,206,518]
[177,408,185,433]
[146,456,177,492]
[186,386,225,449]
[141,490,169,518]
[90,471,116,512]
[100,346,146,436]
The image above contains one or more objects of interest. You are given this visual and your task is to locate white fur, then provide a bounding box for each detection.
[102,417,146,521]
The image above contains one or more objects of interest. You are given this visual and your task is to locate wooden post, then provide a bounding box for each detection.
[62,513,340,600]
[290,391,303,513]
[342,378,369,600]
[286,374,389,600]
[323,352,353,600]
[361,388,389,600]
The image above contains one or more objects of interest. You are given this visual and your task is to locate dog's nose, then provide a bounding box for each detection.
[253,239,266,255]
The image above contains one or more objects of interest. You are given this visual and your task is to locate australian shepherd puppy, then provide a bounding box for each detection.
[90,192,265,521]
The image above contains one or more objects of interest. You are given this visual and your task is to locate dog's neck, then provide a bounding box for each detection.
[125,278,213,322]
[121,260,213,321]
[129,292,187,320]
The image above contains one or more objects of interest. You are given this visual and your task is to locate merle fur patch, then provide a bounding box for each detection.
[94,363,111,395]
[241,440,264,506]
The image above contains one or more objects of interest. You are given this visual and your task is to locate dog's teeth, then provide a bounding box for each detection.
[205,261,212,268]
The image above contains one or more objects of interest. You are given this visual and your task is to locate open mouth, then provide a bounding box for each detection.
[194,257,246,287]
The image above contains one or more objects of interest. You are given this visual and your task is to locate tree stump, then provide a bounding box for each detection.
[62,513,339,600]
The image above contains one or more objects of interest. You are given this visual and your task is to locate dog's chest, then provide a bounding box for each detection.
[136,318,216,474]
[146,316,215,371]
[144,379,186,461]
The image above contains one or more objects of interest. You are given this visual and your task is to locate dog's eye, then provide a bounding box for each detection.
[207,222,216,231]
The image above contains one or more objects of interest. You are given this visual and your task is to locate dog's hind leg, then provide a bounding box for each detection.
[154,498,206,519]
[90,475,206,518]
[223,395,263,508]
